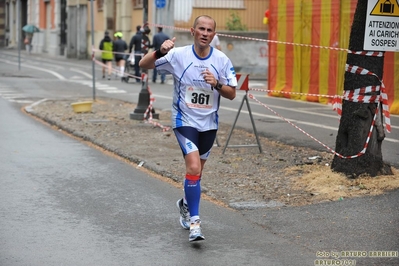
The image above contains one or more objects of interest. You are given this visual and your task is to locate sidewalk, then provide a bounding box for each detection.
[243,190,399,265]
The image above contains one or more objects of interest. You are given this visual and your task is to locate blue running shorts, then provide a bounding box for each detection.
[173,127,217,160]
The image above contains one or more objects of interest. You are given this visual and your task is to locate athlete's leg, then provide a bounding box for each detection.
[174,127,217,222]
[106,61,112,79]
[114,58,118,79]
[191,129,216,220]
[102,59,106,78]
[120,59,125,77]
[116,59,121,76]
[174,127,201,221]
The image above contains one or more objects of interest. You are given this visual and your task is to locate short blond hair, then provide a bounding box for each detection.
[193,15,216,30]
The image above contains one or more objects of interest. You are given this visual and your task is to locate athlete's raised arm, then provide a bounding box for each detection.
[139,37,176,69]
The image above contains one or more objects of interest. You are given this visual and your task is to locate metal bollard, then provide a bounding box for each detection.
[130,72,159,120]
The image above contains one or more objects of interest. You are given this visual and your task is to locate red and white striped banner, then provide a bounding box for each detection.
[236,74,249,91]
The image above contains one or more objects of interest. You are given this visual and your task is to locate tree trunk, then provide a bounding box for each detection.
[331,0,392,178]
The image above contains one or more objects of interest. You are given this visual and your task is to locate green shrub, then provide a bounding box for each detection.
[226,10,248,31]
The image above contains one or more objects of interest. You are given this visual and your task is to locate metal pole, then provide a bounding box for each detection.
[77,2,80,59]
[90,0,96,101]
[142,0,148,79]
[17,0,21,71]
[143,0,148,29]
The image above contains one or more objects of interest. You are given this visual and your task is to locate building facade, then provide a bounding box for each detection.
[0,1,6,47]
[2,0,67,56]
[2,0,268,79]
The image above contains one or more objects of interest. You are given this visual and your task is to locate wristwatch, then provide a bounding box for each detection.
[213,80,223,91]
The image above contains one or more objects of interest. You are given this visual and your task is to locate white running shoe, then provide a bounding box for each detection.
[189,219,205,242]
[176,198,190,230]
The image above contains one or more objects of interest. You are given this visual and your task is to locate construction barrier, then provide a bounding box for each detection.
[223,74,263,154]
[268,0,399,114]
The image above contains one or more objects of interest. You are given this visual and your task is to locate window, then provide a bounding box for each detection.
[132,0,143,8]
[193,0,244,9]
[97,0,104,11]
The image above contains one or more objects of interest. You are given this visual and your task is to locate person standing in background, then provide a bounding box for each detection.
[140,26,152,75]
[129,25,143,83]
[139,15,237,242]
[99,31,113,80]
[209,34,221,51]
[24,33,33,55]
[113,32,128,81]
[152,27,170,84]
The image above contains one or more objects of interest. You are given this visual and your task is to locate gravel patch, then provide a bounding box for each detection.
[24,97,398,209]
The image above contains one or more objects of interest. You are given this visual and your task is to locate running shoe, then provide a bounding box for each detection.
[176,198,190,230]
[189,219,205,242]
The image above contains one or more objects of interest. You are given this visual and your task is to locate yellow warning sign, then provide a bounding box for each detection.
[371,0,399,16]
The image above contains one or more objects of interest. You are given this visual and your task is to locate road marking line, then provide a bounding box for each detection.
[70,75,84,80]
[2,95,28,98]
[70,68,92,79]
[105,90,127,93]
[0,58,66,80]
[8,99,34,103]
[25,99,48,113]
[95,84,112,88]
[96,87,119,91]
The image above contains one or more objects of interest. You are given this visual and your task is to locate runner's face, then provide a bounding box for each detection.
[192,17,216,48]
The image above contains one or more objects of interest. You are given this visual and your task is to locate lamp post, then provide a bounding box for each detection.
[17,0,21,71]
[90,0,96,101]
[130,0,159,120]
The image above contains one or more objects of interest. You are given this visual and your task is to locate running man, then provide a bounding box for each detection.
[139,15,237,242]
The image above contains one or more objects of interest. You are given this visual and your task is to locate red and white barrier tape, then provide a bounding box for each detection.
[93,58,143,81]
[248,93,378,159]
[92,48,145,57]
[333,62,391,133]
[141,73,171,131]
[150,24,387,55]
[249,87,341,100]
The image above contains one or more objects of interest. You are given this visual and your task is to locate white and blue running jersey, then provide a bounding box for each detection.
[155,45,238,131]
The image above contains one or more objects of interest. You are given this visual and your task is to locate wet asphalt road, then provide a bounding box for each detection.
[0,98,316,265]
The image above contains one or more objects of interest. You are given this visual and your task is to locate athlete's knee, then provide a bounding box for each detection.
[186,166,201,176]
[185,155,202,175]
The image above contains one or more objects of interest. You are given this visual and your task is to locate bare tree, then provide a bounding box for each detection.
[331,0,392,177]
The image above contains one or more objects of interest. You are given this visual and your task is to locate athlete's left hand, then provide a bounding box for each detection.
[202,69,217,87]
